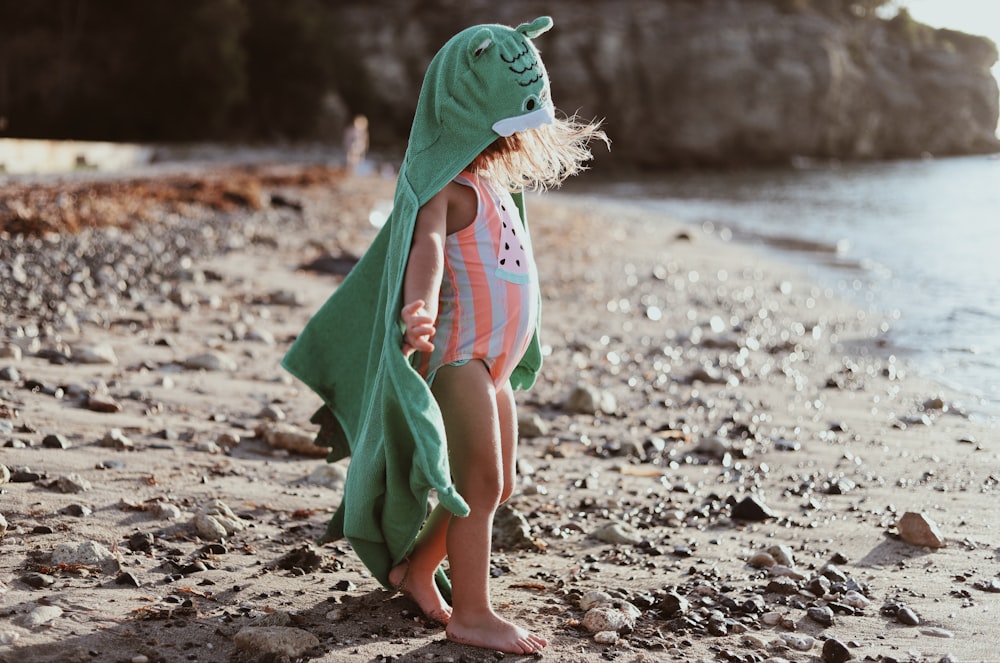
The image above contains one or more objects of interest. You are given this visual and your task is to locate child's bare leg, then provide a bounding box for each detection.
[388,505,453,624]
[431,362,547,654]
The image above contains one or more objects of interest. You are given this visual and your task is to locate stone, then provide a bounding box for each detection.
[51,540,121,574]
[731,495,776,521]
[99,428,134,450]
[807,605,834,627]
[183,351,238,372]
[897,511,945,548]
[580,590,615,610]
[193,499,245,541]
[593,631,619,644]
[0,464,11,485]
[41,434,72,449]
[780,633,816,652]
[0,513,7,536]
[20,605,63,627]
[232,627,320,659]
[258,422,327,457]
[518,411,549,437]
[582,605,638,634]
[73,343,118,365]
[748,551,776,568]
[896,606,920,625]
[591,521,643,545]
[493,503,535,549]
[306,463,348,489]
[0,343,22,361]
[0,366,19,382]
[47,473,92,493]
[822,637,852,663]
[87,394,123,413]
[564,384,616,415]
[659,591,690,617]
[766,544,795,567]
[258,404,286,421]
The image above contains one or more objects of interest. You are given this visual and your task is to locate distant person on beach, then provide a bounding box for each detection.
[343,114,369,173]
[282,17,605,654]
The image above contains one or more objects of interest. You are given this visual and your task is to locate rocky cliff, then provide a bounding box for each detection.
[330,0,1000,168]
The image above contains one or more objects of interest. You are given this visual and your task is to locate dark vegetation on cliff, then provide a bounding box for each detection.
[0,0,996,167]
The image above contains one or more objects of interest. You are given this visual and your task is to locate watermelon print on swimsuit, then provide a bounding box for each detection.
[495,198,531,285]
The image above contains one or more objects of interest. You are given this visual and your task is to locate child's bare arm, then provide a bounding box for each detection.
[402,190,448,357]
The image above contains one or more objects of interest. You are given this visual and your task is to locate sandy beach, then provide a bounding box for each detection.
[1,164,998,663]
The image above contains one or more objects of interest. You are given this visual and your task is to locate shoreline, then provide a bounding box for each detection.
[2,168,998,663]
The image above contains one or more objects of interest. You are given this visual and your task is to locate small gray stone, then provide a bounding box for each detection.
[591,521,643,545]
[305,463,347,489]
[42,434,72,449]
[47,473,92,493]
[193,499,245,541]
[807,605,834,627]
[73,343,118,365]
[183,351,238,372]
[258,404,286,421]
[99,428,134,450]
[87,394,123,413]
[518,412,549,437]
[0,464,11,485]
[822,637,852,663]
[0,344,22,361]
[0,366,20,382]
[51,540,121,575]
[896,606,920,625]
[20,605,62,627]
[233,626,319,658]
[564,384,616,415]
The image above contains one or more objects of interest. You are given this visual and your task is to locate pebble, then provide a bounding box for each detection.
[748,551,777,568]
[843,590,871,609]
[593,630,619,644]
[258,404,286,421]
[42,433,72,449]
[518,411,549,437]
[306,463,348,489]
[897,511,945,548]
[47,473,92,493]
[766,545,795,568]
[99,428,134,450]
[232,626,320,658]
[0,366,19,382]
[591,521,643,545]
[0,464,11,485]
[807,605,835,626]
[193,499,246,541]
[0,630,20,645]
[896,606,920,625]
[20,605,63,626]
[183,351,238,372]
[780,633,816,651]
[73,343,118,365]
[0,343,22,360]
[731,495,776,521]
[87,393,123,413]
[22,572,56,589]
[52,540,121,574]
[821,637,852,663]
[0,513,7,536]
[564,384,616,415]
[919,627,954,638]
[257,422,327,457]
[582,604,638,633]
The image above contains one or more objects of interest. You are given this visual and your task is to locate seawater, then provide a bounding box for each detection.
[574,155,1000,421]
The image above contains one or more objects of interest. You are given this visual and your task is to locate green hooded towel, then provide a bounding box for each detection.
[281,17,555,590]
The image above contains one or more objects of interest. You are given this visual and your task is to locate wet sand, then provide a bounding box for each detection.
[1,166,998,663]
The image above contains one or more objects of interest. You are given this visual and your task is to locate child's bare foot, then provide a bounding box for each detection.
[388,559,452,625]
[446,611,547,654]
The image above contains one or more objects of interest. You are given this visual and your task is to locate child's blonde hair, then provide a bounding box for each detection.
[472,114,608,192]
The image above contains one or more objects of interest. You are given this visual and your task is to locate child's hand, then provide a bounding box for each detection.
[401,299,435,358]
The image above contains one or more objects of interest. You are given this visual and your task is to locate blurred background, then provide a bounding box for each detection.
[1,0,998,414]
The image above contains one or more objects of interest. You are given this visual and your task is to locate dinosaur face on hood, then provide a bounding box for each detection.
[401,17,556,201]
[458,16,555,136]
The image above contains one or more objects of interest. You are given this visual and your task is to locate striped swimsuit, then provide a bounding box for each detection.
[415,171,539,387]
